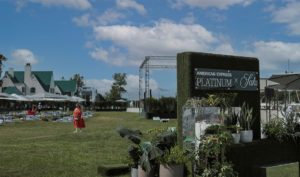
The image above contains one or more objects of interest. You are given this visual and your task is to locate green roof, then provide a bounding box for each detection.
[5,71,53,91]
[3,86,22,95]
[32,71,53,91]
[55,80,77,94]
[14,71,25,83]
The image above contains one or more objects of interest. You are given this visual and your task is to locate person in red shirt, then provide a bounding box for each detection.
[27,105,36,115]
[73,103,85,133]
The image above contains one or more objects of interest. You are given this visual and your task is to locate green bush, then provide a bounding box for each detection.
[263,118,288,142]
[201,161,237,177]
[159,145,190,165]
[145,97,177,117]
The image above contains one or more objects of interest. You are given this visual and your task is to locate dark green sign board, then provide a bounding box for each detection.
[195,68,259,91]
[177,52,261,149]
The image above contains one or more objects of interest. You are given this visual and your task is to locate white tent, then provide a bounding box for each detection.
[26,93,69,102]
[10,94,31,101]
[69,96,85,102]
[0,93,12,100]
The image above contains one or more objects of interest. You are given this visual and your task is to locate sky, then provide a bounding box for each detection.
[1,0,300,99]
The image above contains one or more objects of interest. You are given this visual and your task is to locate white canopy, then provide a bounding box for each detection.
[26,93,69,102]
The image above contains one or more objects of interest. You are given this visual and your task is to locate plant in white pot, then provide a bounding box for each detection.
[222,110,241,144]
[115,126,143,177]
[158,145,190,177]
[239,103,254,143]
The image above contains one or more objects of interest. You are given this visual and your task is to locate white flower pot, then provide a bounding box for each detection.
[159,164,184,177]
[232,133,240,144]
[240,130,253,143]
[131,167,138,177]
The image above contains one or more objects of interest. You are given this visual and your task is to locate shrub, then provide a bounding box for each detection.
[159,145,190,165]
[263,118,288,142]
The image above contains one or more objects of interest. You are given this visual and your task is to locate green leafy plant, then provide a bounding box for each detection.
[263,118,288,142]
[126,145,142,168]
[281,110,299,134]
[195,131,236,176]
[227,125,243,134]
[204,93,237,109]
[146,127,167,141]
[239,102,254,130]
[115,126,143,168]
[205,125,227,135]
[201,161,237,177]
[159,145,190,165]
[139,143,164,173]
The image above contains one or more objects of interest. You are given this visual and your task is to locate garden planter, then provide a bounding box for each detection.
[240,130,253,143]
[138,165,154,177]
[232,133,240,144]
[131,167,138,177]
[159,164,184,177]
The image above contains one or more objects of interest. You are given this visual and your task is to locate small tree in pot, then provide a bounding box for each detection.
[239,102,255,143]
[158,145,190,177]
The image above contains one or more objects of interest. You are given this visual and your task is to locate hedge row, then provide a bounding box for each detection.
[145,97,177,118]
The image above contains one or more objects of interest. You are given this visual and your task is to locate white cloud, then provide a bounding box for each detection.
[73,10,125,27]
[172,0,254,9]
[181,13,195,24]
[16,0,91,10]
[72,14,95,27]
[271,1,300,35]
[97,9,126,25]
[91,20,218,66]
[85,79,113,95]
[10,49,38,66]
[214,43,235,55]
[239,41,300,70]
[89,46,127,66]
[85,74,159,99]
[116,0,146,14]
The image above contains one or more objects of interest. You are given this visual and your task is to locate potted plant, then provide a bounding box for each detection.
[195,132,236,177]
[229,125,242,144]
[138,142,163,177]
[221,110,241,144]
[239,102,254,143]
[115,126,143,177]
[158,145,190,177]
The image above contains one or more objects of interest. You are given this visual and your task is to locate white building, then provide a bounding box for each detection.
[1,63,77,96]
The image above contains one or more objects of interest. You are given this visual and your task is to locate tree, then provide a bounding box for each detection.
[95,93,106,102]
[70,74,84,96]
[70,74,85,88]
[108,73,127,101]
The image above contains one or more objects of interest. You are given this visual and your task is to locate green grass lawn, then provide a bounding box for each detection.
[0,112,177,177]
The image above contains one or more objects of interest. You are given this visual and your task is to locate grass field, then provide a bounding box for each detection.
[0,112,177,177]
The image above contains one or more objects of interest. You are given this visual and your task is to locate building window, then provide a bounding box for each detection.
[30,87,36,94]
[50,88,54,93]
[22,87,25,93]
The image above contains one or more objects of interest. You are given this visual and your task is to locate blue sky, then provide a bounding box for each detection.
[1,0,300,99]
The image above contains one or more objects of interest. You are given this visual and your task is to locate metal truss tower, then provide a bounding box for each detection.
[139,56,176,113]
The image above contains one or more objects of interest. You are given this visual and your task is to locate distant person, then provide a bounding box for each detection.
[38,103,42,113]
[27,105,36,115]
[73,103,85,133]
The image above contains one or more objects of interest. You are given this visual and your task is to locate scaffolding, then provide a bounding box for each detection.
[139,56,176,114]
